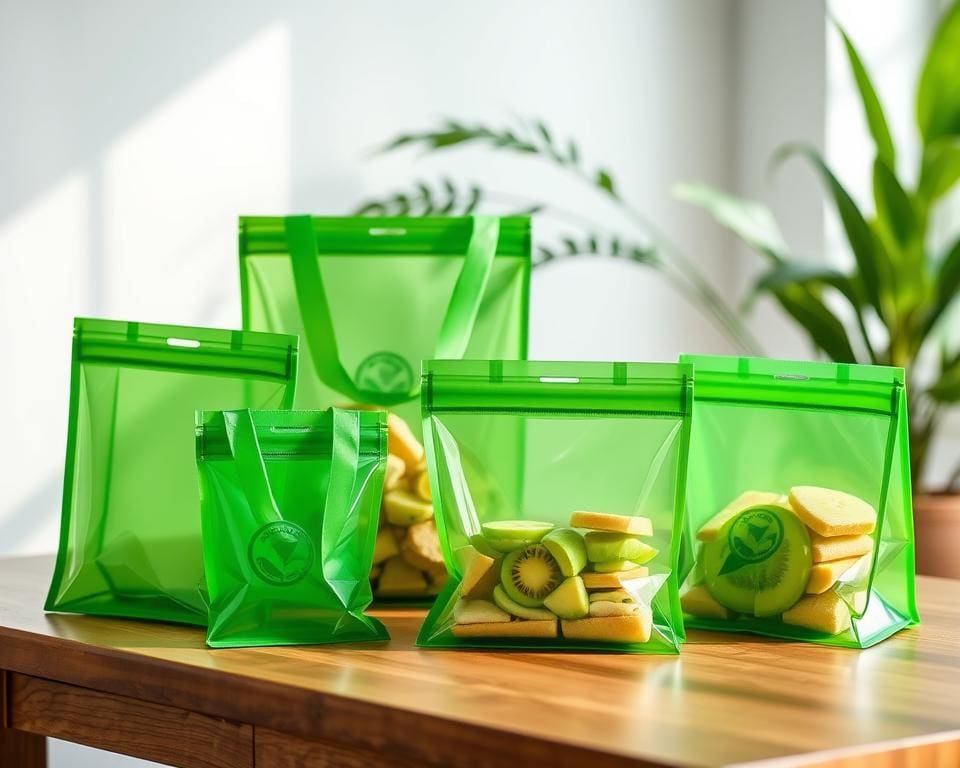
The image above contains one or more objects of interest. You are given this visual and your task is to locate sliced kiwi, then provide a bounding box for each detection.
[500,544,562,607]
[702,504,811,617]
[584,532,658,564]
[493,585,555,620]
[543,576,589,619]
[482,520,554,553]
[541,528,587,577]
[468,534,501,559]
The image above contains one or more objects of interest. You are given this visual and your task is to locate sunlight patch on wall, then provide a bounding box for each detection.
[0,171,89,555]
[102,22,291,329]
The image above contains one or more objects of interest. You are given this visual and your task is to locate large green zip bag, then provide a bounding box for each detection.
[197,409,388,648]
[239,216,530,600]
[418,360,693,652]
[678,354,919,648]
[46,318,298,625]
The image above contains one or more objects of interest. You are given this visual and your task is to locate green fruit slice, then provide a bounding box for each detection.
[482,520,555,553]
[543,576,589,619]
[541,528,587,577]
[468,534,501,559]
[493,585,555,620]
[584,532,658,564]
[702,504,811,617]
[500,544,562,607]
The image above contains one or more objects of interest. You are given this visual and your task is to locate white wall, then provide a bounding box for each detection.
[0,2,827,766]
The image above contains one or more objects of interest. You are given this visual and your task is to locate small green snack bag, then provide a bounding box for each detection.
[239,215,531,600]
[46,318,298,625]
[418,360,693,653]
[678,355,919,648]
[196,408,389,648]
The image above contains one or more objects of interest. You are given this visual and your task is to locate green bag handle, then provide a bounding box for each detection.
[285,215,501,406]
[224,409,360,533]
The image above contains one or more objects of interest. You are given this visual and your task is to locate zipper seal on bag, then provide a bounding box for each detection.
[681,354,903,415]
[423,360,692,416]
[238,215,531,258]
[196,409,386,460]
[73,317,298,381]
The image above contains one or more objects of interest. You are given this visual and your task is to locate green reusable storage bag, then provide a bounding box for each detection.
[46,318,298,625]
[418,360,693,652]
[196,408,389,648]
[678,355,919,648]
[239,215,530,600]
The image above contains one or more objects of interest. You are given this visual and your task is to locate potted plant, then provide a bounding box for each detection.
[353,3,960,576]
[676,2,960,576]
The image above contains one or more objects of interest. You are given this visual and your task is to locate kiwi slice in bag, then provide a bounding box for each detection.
[492,585,555,620]
[482,520,554,553]
[702,504,811,617]
[500,544,562,607]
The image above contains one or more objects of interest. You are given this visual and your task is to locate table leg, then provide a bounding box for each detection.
[1,671,46,767]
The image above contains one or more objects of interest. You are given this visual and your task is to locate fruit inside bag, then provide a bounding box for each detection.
[682,487,877,636]
[416,360,694,652]
[678,354,919,648]
[351,408,448,599]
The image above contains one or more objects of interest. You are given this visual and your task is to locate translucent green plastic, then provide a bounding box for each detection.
[239,215,530,599]
[678,354,919,648]
[238,215,530,426]
[418,360,693,653]
[46,318,298,625]
[196,408,389,648]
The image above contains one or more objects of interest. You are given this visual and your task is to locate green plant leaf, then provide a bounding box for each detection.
[930,354,960,402]
[917,0,960,144]
[922,237,960,335]
[837,24,896,168]
[872,158,917,252]
[918,137,960,202]
[751,260,860,307]
[596,169,618,198]
[673,183,788,259]
[777,143,890,320]
[774,285,858,363]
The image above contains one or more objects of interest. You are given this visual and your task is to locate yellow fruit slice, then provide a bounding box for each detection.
[377,556,428,596]
[809,532,873,563]
[400,519,445,571]
[805,556,862,594]
[570,511,652,536]
[587,589,632,604]
[385,454,406,491]
[788,486,877,537]
[581,567,648,590]
[453,598,510,624]
[413,469,431,502]
[680,584,730,619]
[561,607,652,643]
[372,528,399,565]
[696,491,783,542]
[782,591,852,635]
[460,549,498,600]
[388,413,425,468]
[383,490,433,526]
[451,620,558,638]
[589,601,641,617]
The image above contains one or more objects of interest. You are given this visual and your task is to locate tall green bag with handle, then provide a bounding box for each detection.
[46,318,298,625]
[239,216,530,599]
[678,354,919,647]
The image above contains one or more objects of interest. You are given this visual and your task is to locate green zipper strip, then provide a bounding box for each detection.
[681,354,903,414]
[424,360,693,414]
[74,317,297,380]
[239,215,530,256]
[197,409,386,459]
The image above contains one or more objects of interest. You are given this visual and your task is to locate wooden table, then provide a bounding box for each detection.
[0,556,958,768]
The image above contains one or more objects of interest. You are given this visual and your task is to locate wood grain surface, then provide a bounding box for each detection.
[0,555,958,768]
